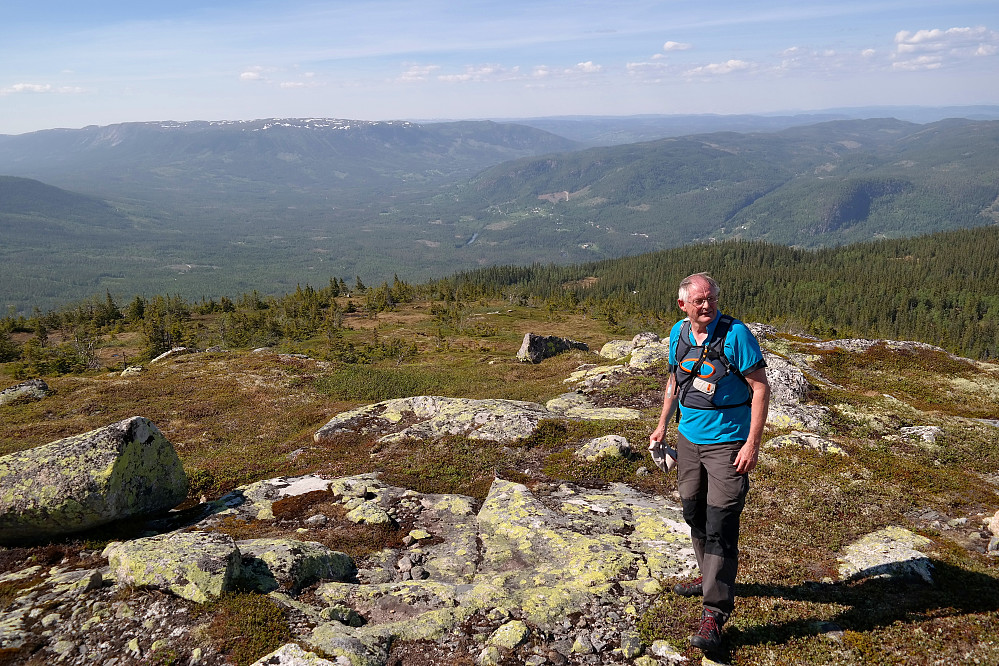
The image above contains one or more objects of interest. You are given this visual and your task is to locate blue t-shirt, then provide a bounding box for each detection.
[669,312,765,444]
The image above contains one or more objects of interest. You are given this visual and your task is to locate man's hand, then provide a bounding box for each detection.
[649,425,666,450]
[733,439,760,474]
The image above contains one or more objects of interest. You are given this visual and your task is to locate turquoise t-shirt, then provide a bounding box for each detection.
[669,312,765,444]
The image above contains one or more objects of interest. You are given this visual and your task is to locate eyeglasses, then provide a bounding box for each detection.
[689,297,718,307]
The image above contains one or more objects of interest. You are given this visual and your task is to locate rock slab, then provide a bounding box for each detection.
[104,531,242,603]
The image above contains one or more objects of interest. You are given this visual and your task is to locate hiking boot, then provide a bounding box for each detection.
[672,576,703,597]
[690,608,723,651]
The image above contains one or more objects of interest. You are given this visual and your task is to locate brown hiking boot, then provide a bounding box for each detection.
[690,608,723,651]
[672,575,703,597]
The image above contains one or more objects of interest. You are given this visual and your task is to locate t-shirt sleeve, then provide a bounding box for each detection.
[726,322,766,375]
[667,321,682,371]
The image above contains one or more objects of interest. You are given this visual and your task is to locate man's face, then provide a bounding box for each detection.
[678,280,718,326]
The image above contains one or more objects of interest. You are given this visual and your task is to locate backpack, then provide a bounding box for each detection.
[673,314,752,416]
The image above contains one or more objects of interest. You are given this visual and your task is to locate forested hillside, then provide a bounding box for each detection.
[446,226,999,359]
[449,118,999,249]
[2,227,998,375]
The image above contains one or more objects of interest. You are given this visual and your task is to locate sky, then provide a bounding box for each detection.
[2,0,998,135]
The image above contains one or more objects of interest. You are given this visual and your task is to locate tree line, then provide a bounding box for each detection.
[2,226,998,378]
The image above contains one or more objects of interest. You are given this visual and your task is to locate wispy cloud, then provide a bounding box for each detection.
[398,64,442,83]
[0,83,85,95]
[663,41,692,52]
[685,59,755,77]
[437,64,521,83]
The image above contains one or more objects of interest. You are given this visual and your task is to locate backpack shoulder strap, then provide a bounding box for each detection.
[709,314,749,388]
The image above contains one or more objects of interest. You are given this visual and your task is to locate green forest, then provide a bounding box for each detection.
[2,225,998,379]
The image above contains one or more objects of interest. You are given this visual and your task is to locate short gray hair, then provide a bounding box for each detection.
[678,272,720,301]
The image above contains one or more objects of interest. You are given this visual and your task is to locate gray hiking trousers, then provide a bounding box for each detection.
[676,432,749,620]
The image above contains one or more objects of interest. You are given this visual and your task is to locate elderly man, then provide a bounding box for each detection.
[649,272,771,651]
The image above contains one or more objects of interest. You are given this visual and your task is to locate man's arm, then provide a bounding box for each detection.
[649,373,678,449]
[733,367,770,473]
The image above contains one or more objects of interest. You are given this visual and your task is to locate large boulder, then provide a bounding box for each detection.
[763,353,830,433]
[0,416,188,544]
[628,342,670,370]
[103,531,242,603]
[0,379,49,406]
[517,333,588,364]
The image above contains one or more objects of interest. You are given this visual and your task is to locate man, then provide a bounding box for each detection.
[649,272,771,651]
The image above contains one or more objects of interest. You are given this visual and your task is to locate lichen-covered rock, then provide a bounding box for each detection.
[900,426,944,444]
[346,503,393,525]
[0,416,188,544]
[628,342,670,370]
[315,396,553,445]
[306,622,391,666]
[838,526,934,583]
[517,333,588,364]
[545,392,641,421]
[765,432,847,456]
[250,643,340,665]
[576,435,631,461]
[103,531,242,603]
[598,340,635,359]
[236,538,356,593]
[0,379,49,406]
[487,619,529,649]
[762,353,831,433]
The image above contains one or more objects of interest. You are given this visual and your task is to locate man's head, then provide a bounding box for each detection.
[678,272,719,326]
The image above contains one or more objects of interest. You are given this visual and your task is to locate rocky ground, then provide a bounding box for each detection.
[3,330,999,665]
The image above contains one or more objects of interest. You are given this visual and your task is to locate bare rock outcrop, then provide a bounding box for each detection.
[314,395,639,447]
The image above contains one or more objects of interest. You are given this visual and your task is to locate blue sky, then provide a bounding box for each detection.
[2,0,997,135]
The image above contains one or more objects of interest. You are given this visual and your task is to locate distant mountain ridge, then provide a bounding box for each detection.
[0,118,581,206]
[1,114,998,314]
[452,117,999,248]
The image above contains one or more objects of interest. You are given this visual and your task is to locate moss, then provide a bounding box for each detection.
[197,592,292,666]
[379,435,501,501]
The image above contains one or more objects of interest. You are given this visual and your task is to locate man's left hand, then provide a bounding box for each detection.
[733,440,760,474]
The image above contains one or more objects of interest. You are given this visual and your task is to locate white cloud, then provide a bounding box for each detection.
[0,83,84,95]
[893,26,999,70]
[437,64,520,83]
[685,59,753,77]
[240,68,266,82]
[571,61,602,74]
[663,41,692,52]
[893,54,944,71]
[398,64,441,82]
